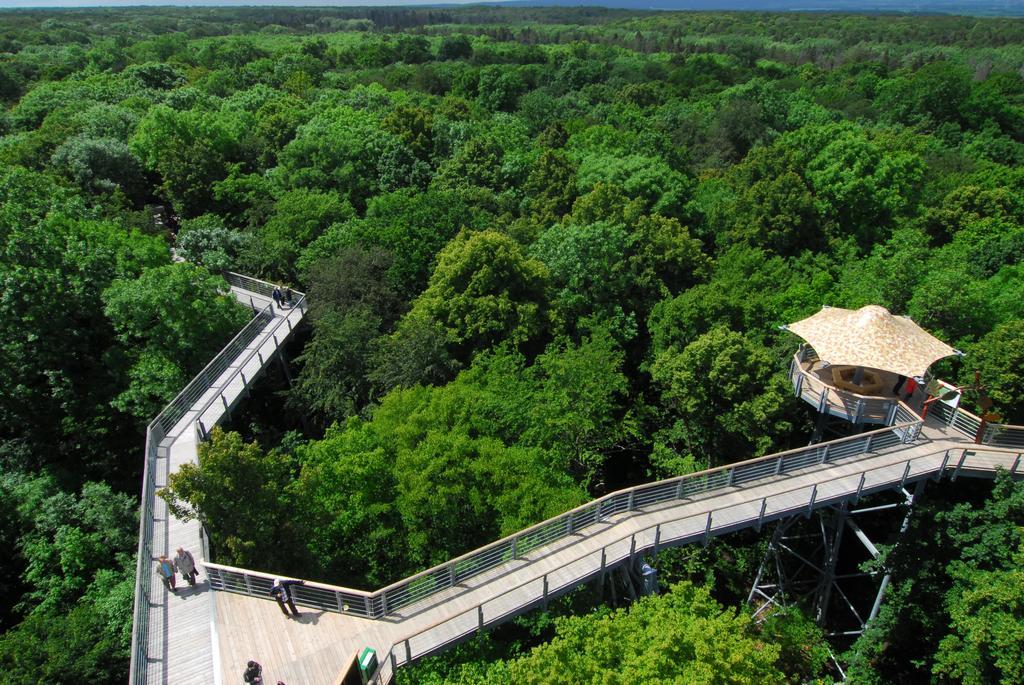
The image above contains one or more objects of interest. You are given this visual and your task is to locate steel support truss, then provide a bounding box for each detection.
[747,478,925,638]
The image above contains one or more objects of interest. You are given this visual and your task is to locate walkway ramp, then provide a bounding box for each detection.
[129,274,306,685]
[205,416,1022,685]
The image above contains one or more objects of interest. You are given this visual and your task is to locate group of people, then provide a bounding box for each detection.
[155,547,199,593]
[157,548,306,683]
[271,285,294,309]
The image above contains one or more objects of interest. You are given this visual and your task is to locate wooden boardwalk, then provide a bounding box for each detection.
[134,283,306,685]
[210,418,1022,685]
[131,278,1024,685]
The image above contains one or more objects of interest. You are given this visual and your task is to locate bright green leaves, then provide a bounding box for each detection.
[407,230,551,357]
[651,326,793,466]
[456,583,784,685]
[103,262,250,421]
[934,542,1024,685]
[131,104,251,217]
[162,429,303,571]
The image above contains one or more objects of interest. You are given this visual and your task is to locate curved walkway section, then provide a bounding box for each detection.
[205,412,1023,685]
[129,273,306,685]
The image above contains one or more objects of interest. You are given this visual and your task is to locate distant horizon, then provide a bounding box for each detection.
[0,0,1022,15]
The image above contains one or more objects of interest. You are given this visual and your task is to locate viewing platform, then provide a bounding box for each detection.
[789,344,927,427]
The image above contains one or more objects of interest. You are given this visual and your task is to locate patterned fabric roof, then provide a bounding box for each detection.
[785,305,960,378]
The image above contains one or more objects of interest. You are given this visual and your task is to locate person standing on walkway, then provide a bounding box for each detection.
[174,547,198,587]
[272,286,282,309]
[283,286,293,308]
[243,660,263,684]
[156,555,176,593]
[270,578,304,617]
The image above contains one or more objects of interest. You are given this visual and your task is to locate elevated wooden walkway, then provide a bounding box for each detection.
[131,278,1024,685]
[205,417,1022,685]
[129,274,307,685]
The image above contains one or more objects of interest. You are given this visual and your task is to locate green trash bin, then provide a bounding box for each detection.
[358,647,378,684]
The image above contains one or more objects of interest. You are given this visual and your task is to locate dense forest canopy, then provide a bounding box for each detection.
[0,6,1022,684]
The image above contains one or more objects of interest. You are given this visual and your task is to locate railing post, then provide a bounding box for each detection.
[864,433,872,453]
[854,400,864,424]
[703,511,712,545]
[855,472,866,503]
[448,564,456,588]
[627,490,635,511]
[820,444,830,464]
[794,372,804,398]
[952,450,969,481]
[511,537,518,560]
[600,548,606,577]
[898,461,911,491]
[364,596,372,616]
[381,592,389,616]
[676,479,686,500]
[756,498,767,531]
[258,351,265,366]
[567,514,574,535]
[775,456,784,476]
[935,450,951,481]
[653,524,661,560]
[542,575,548,606]
[629,535,636,561]
[886,401,897,425]
[477,605,484,631]
[1011,454,1022,476]
[405,639,411,664]
[726,468,735,486]
[806,484,817,517]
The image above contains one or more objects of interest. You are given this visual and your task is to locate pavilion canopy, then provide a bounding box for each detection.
[783,305,961,378]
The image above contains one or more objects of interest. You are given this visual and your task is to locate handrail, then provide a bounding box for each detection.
[205,414,922,621]
[225,271,305,299]
[129,276,307,685]
[792,344,1024,447]
[193,295,307,441]
[368,443,1024,684]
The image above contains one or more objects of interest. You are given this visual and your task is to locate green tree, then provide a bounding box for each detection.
[103,263,250,421]
[406,230,550,358]
[161,429,304,571]
[934,541,1024,685]
[650,326,792,465]
[444,582,783,685]
[131,105,249,217]
[0,212,166,474]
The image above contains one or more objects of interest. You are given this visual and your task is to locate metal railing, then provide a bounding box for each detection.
[789,346,927,426]
[790,345,1024,449]
[193,294,307,442]
[926,399,1024,448]
[205,415,923,623]
[129,273,307,685]
[368,444,1024,684]
[225,271,303,300]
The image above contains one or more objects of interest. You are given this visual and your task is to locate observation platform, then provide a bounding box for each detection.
[132,285,1024,685]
